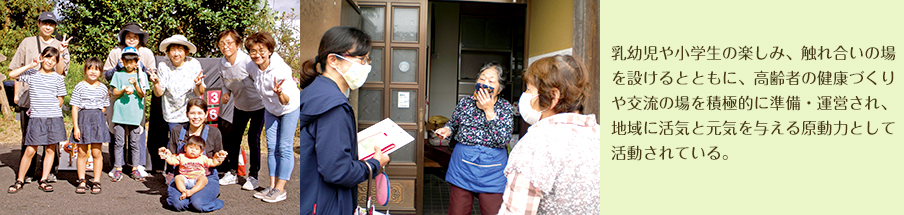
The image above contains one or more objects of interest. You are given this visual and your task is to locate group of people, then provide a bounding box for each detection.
[4,11,598,215]
[295,26,600,214]
[435,55,601,215]
[2,12,343,212]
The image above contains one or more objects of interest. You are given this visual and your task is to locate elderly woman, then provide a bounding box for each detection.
[244,31,300,203]
[163,98,225,212]
[150,35,206,148]
[498,55,600,214]
[211,30,265,189]
[434,62,514,215]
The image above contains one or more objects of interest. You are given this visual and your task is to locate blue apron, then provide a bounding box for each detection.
[445,144,508,193]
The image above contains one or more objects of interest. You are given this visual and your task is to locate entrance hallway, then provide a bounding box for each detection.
[423,167,483,215]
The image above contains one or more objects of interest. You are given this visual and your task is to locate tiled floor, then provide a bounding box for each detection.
[423,168,482,215]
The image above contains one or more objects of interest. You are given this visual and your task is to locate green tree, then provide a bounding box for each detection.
[59,0,268,61]
[0,0,56,76]
[244,8,301,79]
[269,10,302,77]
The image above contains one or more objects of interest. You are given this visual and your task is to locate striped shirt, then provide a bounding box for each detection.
[18,69,66,118]
[69,81,110,110]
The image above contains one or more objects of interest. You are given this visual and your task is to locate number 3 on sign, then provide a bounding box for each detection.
[207,90,221,105]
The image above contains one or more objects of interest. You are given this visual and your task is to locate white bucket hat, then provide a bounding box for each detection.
[159,34,197,54]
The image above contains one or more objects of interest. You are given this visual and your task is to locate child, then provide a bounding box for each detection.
[110,46,149,182]
[7,46,67,193]
[104,22,157,79]
[69,57,110,194]
[158,136,227,200]
[103,22,155,179]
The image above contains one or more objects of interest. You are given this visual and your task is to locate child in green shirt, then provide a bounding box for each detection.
[109,47,149,181]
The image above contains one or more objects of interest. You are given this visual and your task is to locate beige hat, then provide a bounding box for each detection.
[159,34,197,54]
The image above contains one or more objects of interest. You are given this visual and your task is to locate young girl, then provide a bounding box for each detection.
[7,47,67,193]
[69,57,110,194]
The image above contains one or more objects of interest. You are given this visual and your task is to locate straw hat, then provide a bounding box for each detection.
[159,35,197,54]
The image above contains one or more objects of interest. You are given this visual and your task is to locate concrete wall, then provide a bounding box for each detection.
[299,0,343,64]
[528,0,573,58]
[427,2,460,120]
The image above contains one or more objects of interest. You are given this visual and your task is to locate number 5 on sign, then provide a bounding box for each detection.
[207,90,221,105]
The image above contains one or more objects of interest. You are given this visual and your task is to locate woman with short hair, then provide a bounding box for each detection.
[498,55,600,215]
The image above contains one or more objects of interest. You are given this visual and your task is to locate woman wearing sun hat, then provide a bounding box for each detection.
[152,35,206,129]
[103,22,157,74]
[102,22,157,179]
[150,35,207,176]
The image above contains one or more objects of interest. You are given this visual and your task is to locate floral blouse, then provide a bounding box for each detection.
[443,96,513,149]
[500,113,600,215]
[157,57,204,123]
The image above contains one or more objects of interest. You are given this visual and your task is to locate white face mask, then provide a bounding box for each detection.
[333,54,372,90]
[519,92,546,125]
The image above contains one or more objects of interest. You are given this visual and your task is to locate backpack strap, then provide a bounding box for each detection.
[177,126,187,153]
[177,125,210,153]
[35,36,41,53]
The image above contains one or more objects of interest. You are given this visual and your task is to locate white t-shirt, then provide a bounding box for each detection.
[157,57,205,123]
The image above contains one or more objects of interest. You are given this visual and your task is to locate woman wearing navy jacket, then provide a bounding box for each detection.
[296,26,390,214]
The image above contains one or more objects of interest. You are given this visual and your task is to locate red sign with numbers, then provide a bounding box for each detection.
[207,90,221,105]
[208,107,219,122]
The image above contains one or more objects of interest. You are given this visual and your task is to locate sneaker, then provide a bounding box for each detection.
[219,171,238,185]
[242,176,259,190]
[111,170,123,182]
[131,170,145,181]
[137,166,150,178]
[108,170,116,178]
[46,173,57,183]
[24,177,33,184]
[253,187,273,199]
[261,188,286,203]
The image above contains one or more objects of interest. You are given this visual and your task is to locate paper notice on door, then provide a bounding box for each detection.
[398,91,410,109]
[357,118,415,160]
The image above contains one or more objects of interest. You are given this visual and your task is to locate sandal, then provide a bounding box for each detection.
[90,181,102,194]
[38,180,53,192]
[8,180,24,194]
[75,179,88,194]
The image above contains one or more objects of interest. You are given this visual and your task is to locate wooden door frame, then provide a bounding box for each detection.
[573,0,600,121]
[357,1,428,214]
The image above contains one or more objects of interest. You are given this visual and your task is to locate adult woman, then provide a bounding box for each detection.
[244,31,300,203]
[103,22,157,75]
[212,30,265,190]
[296,26,390,214]
[498,55,600,214]
[164,98,225,212]
[434,62,514,215]
[150,35,206,148]
[103,22,155,179]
